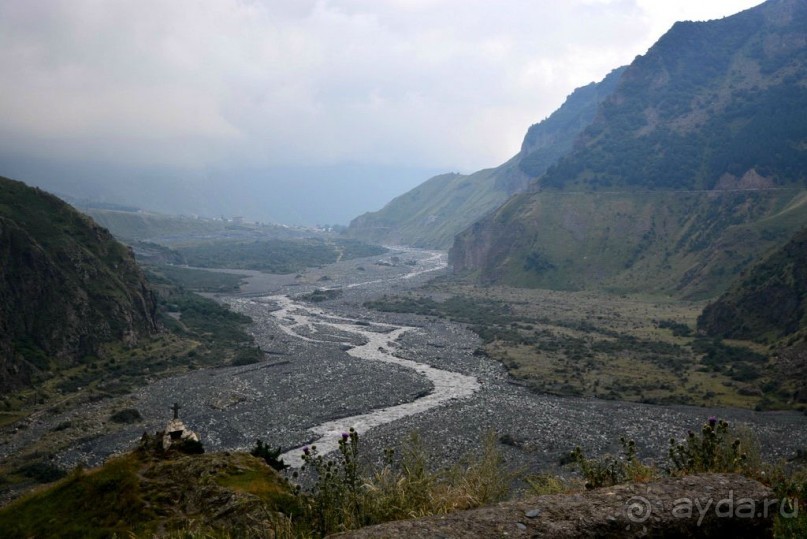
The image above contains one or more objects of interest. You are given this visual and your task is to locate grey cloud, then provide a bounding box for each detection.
[0,0,763,223]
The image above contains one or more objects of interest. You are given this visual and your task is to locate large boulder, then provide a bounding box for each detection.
[333,474,776,538]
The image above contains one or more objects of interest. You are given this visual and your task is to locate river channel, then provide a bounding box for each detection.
[50,246,807,474]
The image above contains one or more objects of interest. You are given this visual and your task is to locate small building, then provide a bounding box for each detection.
[161,403,201,451]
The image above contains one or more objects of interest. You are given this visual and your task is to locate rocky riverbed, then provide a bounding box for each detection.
[11,247,807,478]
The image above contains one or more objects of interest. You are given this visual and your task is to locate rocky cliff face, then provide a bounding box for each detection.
[346,68,626,249]
[0,176,159,393]
[450,0,807,295]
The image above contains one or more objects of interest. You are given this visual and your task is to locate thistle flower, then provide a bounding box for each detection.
[708,416,717,427]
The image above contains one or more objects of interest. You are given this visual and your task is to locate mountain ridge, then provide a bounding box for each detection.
[346,67,627,249]
[449,0,807,297]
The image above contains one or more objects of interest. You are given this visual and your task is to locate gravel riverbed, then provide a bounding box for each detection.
[42,247,807,476]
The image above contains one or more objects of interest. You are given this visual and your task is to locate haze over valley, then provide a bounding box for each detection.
[2,1,807,537]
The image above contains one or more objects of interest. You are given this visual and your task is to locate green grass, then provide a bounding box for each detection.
[348,167,512,249]
[366,283,798,409]
[147,265,248,292]
[1,424,804,538]
[455,189,807,300]
[0,455,149,538]
[175,238,386,275]
[0,452,300,538]
[216,469,302,515]
[0,413,24,428]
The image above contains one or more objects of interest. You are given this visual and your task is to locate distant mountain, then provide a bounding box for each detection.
[0,177,159,393]
[0,156,440,227]
[346,67,626,248]
[450,0,807,298]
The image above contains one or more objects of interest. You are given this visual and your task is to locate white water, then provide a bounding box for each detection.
[238,251,481,467]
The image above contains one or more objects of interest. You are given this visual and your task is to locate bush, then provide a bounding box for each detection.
[14,461,67,483]
[568,437,655,489]
[667,417,750,475]
[294,429,509,536]
[298,428,363,534]
[109,408,143,424]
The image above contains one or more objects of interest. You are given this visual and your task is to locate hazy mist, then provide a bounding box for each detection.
[0,0,762,224]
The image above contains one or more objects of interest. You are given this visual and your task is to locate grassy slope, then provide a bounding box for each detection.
[0,451,298,538]
[697,226,807,403]
[347,68,626,249]
[699,226,807,341]
[347,167,509,249]
[453,188,807,299]
[450,0,807,294]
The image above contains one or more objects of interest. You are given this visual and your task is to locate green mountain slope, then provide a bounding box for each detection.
[346,67,626,248]
[699,227,807,341]
[698,226,807,402]
[450,0,807,297]
[0,177,159,393]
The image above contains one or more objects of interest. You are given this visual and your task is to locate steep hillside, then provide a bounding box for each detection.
[699,227,807,341]
[347,67,626,248]
[698,226,807,402]
[451,0,807,296]
[0,177,159,393]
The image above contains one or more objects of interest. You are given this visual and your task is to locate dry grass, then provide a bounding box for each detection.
[416,282,789,409]
[363,431,510,519]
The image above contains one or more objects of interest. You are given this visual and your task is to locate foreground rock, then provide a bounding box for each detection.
[334,474,775,538]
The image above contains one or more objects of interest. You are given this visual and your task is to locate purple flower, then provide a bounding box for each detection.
[708,417,717,427]
[303,446,310,455]
[342,432,350,440]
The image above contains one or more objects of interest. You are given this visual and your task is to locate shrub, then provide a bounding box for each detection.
[667,417,749,475]
[109,408,143,424]
[569,437,656,489]
[251,439,289,472]
[298,428,363,534]
[14,461,67,483]
[294,429,510,536]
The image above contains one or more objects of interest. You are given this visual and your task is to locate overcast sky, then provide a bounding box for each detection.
[0,0,764,177]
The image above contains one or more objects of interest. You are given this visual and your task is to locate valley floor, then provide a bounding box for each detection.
[2,247,806,497]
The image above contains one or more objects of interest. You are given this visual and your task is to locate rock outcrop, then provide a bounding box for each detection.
[0,176,160,393]
[334,474,776,538]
